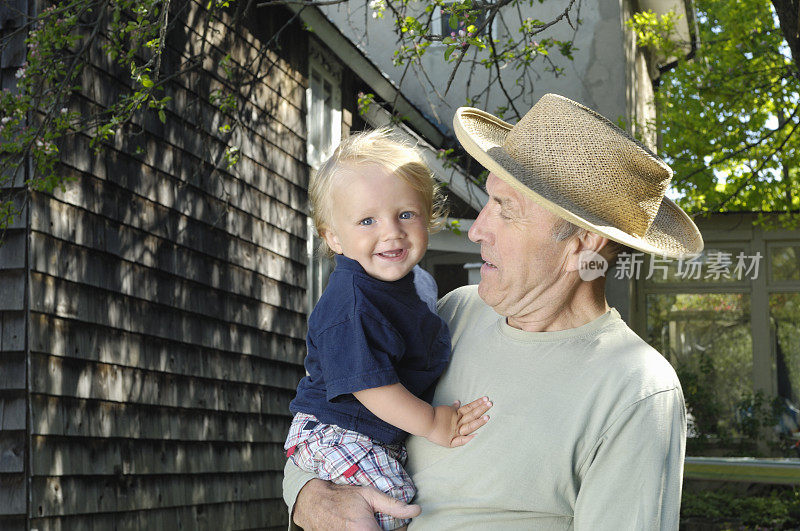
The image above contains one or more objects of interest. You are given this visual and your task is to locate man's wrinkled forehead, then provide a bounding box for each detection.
[485,173,560,225]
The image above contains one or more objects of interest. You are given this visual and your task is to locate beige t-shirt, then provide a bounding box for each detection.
[284,285,686,529]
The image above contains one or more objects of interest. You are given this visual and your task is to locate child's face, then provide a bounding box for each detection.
[322,163,429,282]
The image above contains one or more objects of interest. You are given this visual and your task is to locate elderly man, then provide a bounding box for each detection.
[283,94,704,529]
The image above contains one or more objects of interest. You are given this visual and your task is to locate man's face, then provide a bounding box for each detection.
[468,173,570,319]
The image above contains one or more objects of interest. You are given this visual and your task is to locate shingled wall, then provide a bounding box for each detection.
[1,2,310,528]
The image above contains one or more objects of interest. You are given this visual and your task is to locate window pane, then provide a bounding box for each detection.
[321,79,332,157]
[645,247,747,284]
[770,293,800,407]
[439,4,488,36]
[646,293,753,451]
[770,245,800,281]
[309,71,323,153]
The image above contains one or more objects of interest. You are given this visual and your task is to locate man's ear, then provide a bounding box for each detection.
[565,231,609,272]
[321,228,343,255]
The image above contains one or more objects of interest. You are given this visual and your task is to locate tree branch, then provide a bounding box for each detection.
[672,101,800,187]
[256,0,349,7]
[707,111,800,212]
[488,36,521,118]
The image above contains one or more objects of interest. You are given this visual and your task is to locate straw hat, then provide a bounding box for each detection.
[453,94,703,258]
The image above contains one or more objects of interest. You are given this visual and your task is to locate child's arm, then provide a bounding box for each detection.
[353,383,492,448]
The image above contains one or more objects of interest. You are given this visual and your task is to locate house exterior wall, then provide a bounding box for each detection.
[2,3,313,528]
[1,1,32,529]
[320,0,632,135]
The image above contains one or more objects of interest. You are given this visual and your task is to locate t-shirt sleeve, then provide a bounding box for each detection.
[573,387,687,530]
[316,312,404,401]
[412,265,439,313]
[283,459,316,530]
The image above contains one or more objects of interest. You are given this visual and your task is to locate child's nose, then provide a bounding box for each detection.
[382,218,406,240]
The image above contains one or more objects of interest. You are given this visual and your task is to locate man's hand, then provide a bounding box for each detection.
[426,396,492,447]
[293,479,421,530]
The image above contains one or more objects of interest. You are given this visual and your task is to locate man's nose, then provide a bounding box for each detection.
[468,204,490,244]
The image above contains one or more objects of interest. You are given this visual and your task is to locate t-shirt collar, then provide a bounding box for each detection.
[498,308,621,343]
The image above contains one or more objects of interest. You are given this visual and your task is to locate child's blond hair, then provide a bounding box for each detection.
[309,128,447,257]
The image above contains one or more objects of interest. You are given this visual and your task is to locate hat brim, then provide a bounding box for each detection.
[454,107,704,259]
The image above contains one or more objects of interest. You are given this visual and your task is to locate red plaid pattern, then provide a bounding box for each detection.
[285,413,416,530]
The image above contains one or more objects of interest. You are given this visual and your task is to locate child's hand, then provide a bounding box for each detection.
[426,396,492,448]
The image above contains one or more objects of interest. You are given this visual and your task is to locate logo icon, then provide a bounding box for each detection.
[578,250,608,281]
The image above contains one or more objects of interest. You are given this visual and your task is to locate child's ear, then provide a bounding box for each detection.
[321,228,343,255]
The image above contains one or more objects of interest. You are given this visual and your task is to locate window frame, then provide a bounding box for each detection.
[305,42,342,312]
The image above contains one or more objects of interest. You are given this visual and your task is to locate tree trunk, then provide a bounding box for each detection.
[772,0,800,74]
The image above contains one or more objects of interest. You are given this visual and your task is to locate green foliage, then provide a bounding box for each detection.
[0,0,586,233]
[356,92,376,117]
[435,147,456,169]
[445,218,462,234]
[0,2,85,224]
[0,0,244,233]
[626,10,680,57]
[653,0,800,221]
[681,487,800,528]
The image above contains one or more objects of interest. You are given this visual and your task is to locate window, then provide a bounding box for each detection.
[435,3,494,40]
[770,245,800,282]
[306,44,342,311]
[770,293,800,408]
[307,68,340,169]
[645,292,753,443]
[632,230,800,457]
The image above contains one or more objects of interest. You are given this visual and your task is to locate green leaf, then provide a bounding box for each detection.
[449,14,458,30]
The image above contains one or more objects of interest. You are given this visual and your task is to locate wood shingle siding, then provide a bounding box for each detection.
[0,2,311,528]
[1,1,31,528]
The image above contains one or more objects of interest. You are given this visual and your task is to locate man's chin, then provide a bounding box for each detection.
[476,280,495,305]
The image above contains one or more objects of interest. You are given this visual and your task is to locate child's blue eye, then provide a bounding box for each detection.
[359,218,375,226]
[399,211,415,220]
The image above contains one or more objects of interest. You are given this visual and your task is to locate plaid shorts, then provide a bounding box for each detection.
[284,412,416,530]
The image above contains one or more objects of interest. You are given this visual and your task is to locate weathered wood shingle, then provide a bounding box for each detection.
[1,3,30,529]
[4,2,311,528]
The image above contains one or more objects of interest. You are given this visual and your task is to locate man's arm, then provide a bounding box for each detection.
[573,387,686,530]
[283,459,420,530]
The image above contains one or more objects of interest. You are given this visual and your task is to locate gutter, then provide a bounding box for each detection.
[655,0,699,80]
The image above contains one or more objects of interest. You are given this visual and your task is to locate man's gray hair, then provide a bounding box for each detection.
[551,218,587,242]
[550,217,629,262]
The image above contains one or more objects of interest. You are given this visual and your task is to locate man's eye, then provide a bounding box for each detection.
[359,218,375,226]
[399,211,415,220]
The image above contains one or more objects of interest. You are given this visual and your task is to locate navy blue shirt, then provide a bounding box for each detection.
[289,255,452,445]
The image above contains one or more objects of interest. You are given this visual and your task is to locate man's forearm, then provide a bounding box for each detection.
[283,459,421,530]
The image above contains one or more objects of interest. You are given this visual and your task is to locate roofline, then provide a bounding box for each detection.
[284,4,488,212]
